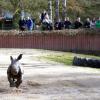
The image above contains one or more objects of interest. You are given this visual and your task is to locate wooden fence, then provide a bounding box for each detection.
[0,29,100,54]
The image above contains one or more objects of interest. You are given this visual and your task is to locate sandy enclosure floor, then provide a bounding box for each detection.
[0,49,100,100]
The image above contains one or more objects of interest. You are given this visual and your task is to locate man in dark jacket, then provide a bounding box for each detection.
[54,19,64,30]
[19,17,26,31]
[64,17,72,29]
[84,18,91,28]
[74,17,83,29]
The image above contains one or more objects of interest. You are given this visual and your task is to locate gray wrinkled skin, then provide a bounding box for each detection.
[7,54,23,88]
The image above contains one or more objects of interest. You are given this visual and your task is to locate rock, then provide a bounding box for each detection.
[81,58,88,67]
[73,56,100,68]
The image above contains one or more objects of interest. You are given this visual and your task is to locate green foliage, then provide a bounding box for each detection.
[44,54,73,65]
[0,0,100,26]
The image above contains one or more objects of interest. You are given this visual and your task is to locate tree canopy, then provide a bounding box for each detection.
[0,0,99,27]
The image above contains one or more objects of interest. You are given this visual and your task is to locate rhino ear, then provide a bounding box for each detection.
[17,54,23,61]
[10,56,13,61]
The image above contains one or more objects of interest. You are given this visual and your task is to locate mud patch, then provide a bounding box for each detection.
[0,88,8,93]
[27,80,41,87]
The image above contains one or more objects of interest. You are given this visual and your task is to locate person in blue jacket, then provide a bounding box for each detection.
[26,17,33,31]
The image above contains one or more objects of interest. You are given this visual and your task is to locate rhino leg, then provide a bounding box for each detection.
[15,75,23,88]
[7,74,15,87]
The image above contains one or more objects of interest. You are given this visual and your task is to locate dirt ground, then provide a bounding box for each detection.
[0,49,100,100]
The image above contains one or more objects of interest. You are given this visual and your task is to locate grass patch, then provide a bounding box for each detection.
[42,52,100,65]
[44,54,73,65]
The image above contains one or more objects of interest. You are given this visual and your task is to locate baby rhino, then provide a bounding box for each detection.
[7,54,23,88]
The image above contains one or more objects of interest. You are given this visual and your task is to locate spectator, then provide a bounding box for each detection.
[42,14,53,30]
[19,17,26,31]
[64,17,72,29]
[26,17,33,31]
[90,17,96,28]
[54,19,64,30]
[96,17,100,28]
[74,17,83,29]
[84,18,91,28]
[32,18,36,30]
[40,10,47,23]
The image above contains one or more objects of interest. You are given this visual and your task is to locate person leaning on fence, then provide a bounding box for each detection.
[54,19,64,30]
[90,17,96,28]
[26,17,33,31]
[64,17,72,29]
[73,17,83,29]
[83,18,91,28]
[32,18,36,30]
[95,17,100,28]
[42,13,53,30]
[19,17,26,31]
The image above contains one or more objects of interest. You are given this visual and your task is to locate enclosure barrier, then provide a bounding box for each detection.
[0,29,100,55]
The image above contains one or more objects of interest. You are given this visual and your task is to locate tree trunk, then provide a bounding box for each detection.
[0,6,2,16]
[19,0,25,17]
[48,0,52,22]
[55,0,59,22]
[62,0,67,21]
